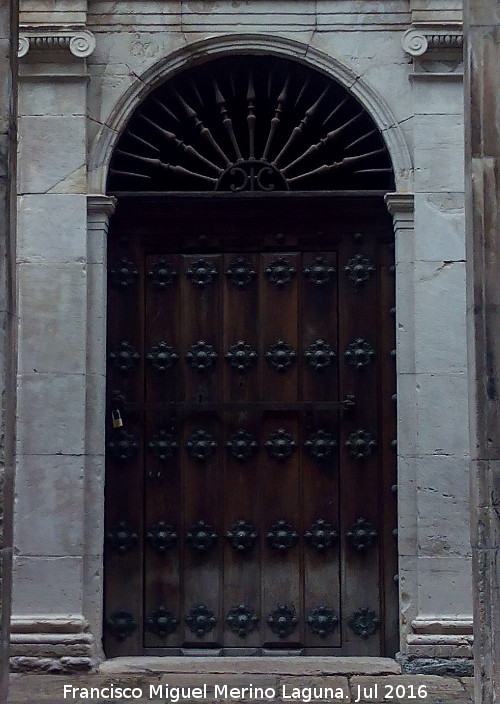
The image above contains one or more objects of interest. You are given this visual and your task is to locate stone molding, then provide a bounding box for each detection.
[411,618,473,635]
[18,26,96,59]
[10,616,95,672]
[87,194,117,218]
[402,25,463,58]
[385,192,415,216]
[10,616,90,634]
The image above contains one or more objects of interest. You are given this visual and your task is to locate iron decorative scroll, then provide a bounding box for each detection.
[109,55,394,192]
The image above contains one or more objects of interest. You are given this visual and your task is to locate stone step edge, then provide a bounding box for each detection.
[99,657,401,676]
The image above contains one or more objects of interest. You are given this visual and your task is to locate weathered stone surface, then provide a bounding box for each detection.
[465,0,500,701]
[414,192,465,262]
[350,674,472,703]
[0,0,17,701]
[415,372,469,456]
[17,194,87,263]
[6,672,475,704]
[18,116,86,195]
[16,373,86,455]
[414,115,464,193]
[13,455,84,557]
[12,556,83,615]
[100,656,402,675]
[17,263,87,375]
[399,657,474,676]
[414,261,468,373]
[277,677,350,701]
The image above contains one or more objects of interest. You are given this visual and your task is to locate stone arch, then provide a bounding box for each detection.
[88,34,413,194]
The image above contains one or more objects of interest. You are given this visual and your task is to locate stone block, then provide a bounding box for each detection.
[16,373,86,455]
[413,80,464,116]
[416,457,471,558]
[81,553,104,656]
[19,79,86,117]
[417,556,473,618]
[414,261,467,373]
[470,460,500,549]
[158,673,279,691]
[85,376,106,453]
[17,194,87,263]
[82,456,105,554]
[86,265,107,376]
[414,115,464,193]
[88,30,183,79]
[12,556,83,615]
[395,263,416,375]
[18,116,86,195]
[397,456,418,557]
[414,192,465,262]
[87,230,107,266]
[350,674,471,703]
[14,455,84,557]
[415,372,469,456]
[396,377,417,455]
[277,676,350,701]
[99,655,401,675]
[17,262,87,375]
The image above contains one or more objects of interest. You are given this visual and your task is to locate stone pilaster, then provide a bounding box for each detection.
[83,195,115,660]
[392,14,472,673]
[0,0,18,700]
[12,10,95,674]
[464,1,500,701]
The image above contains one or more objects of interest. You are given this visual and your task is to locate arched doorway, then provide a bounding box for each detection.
[104,54,397,657]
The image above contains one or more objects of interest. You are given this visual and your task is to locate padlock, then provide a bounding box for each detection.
[111,410,123,429]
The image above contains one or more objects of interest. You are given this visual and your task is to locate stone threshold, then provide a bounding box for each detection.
[99,656,401,676]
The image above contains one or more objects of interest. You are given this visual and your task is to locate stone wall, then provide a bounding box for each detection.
[464,0,500,701]
[0,0,18,700]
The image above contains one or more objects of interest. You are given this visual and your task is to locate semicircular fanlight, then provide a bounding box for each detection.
[108,55,394,193]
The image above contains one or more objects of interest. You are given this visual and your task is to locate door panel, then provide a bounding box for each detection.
[104,195,397,657]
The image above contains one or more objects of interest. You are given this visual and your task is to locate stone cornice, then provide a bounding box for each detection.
[402,24,463,58]
[87,195,117,218]
[385,192,415,216]
[18,26,96,59]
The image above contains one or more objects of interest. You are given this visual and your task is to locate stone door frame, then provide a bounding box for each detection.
[12,33,472,672]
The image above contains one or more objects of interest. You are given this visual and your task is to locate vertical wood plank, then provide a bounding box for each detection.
[144,254,182,648]
[300,251,341,648]
[180,254,223,646]
[260,253,302,647]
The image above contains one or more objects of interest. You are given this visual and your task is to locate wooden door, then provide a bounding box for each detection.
[103,194,398,656]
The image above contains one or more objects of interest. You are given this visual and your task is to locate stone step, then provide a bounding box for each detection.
[8,671,475,704]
